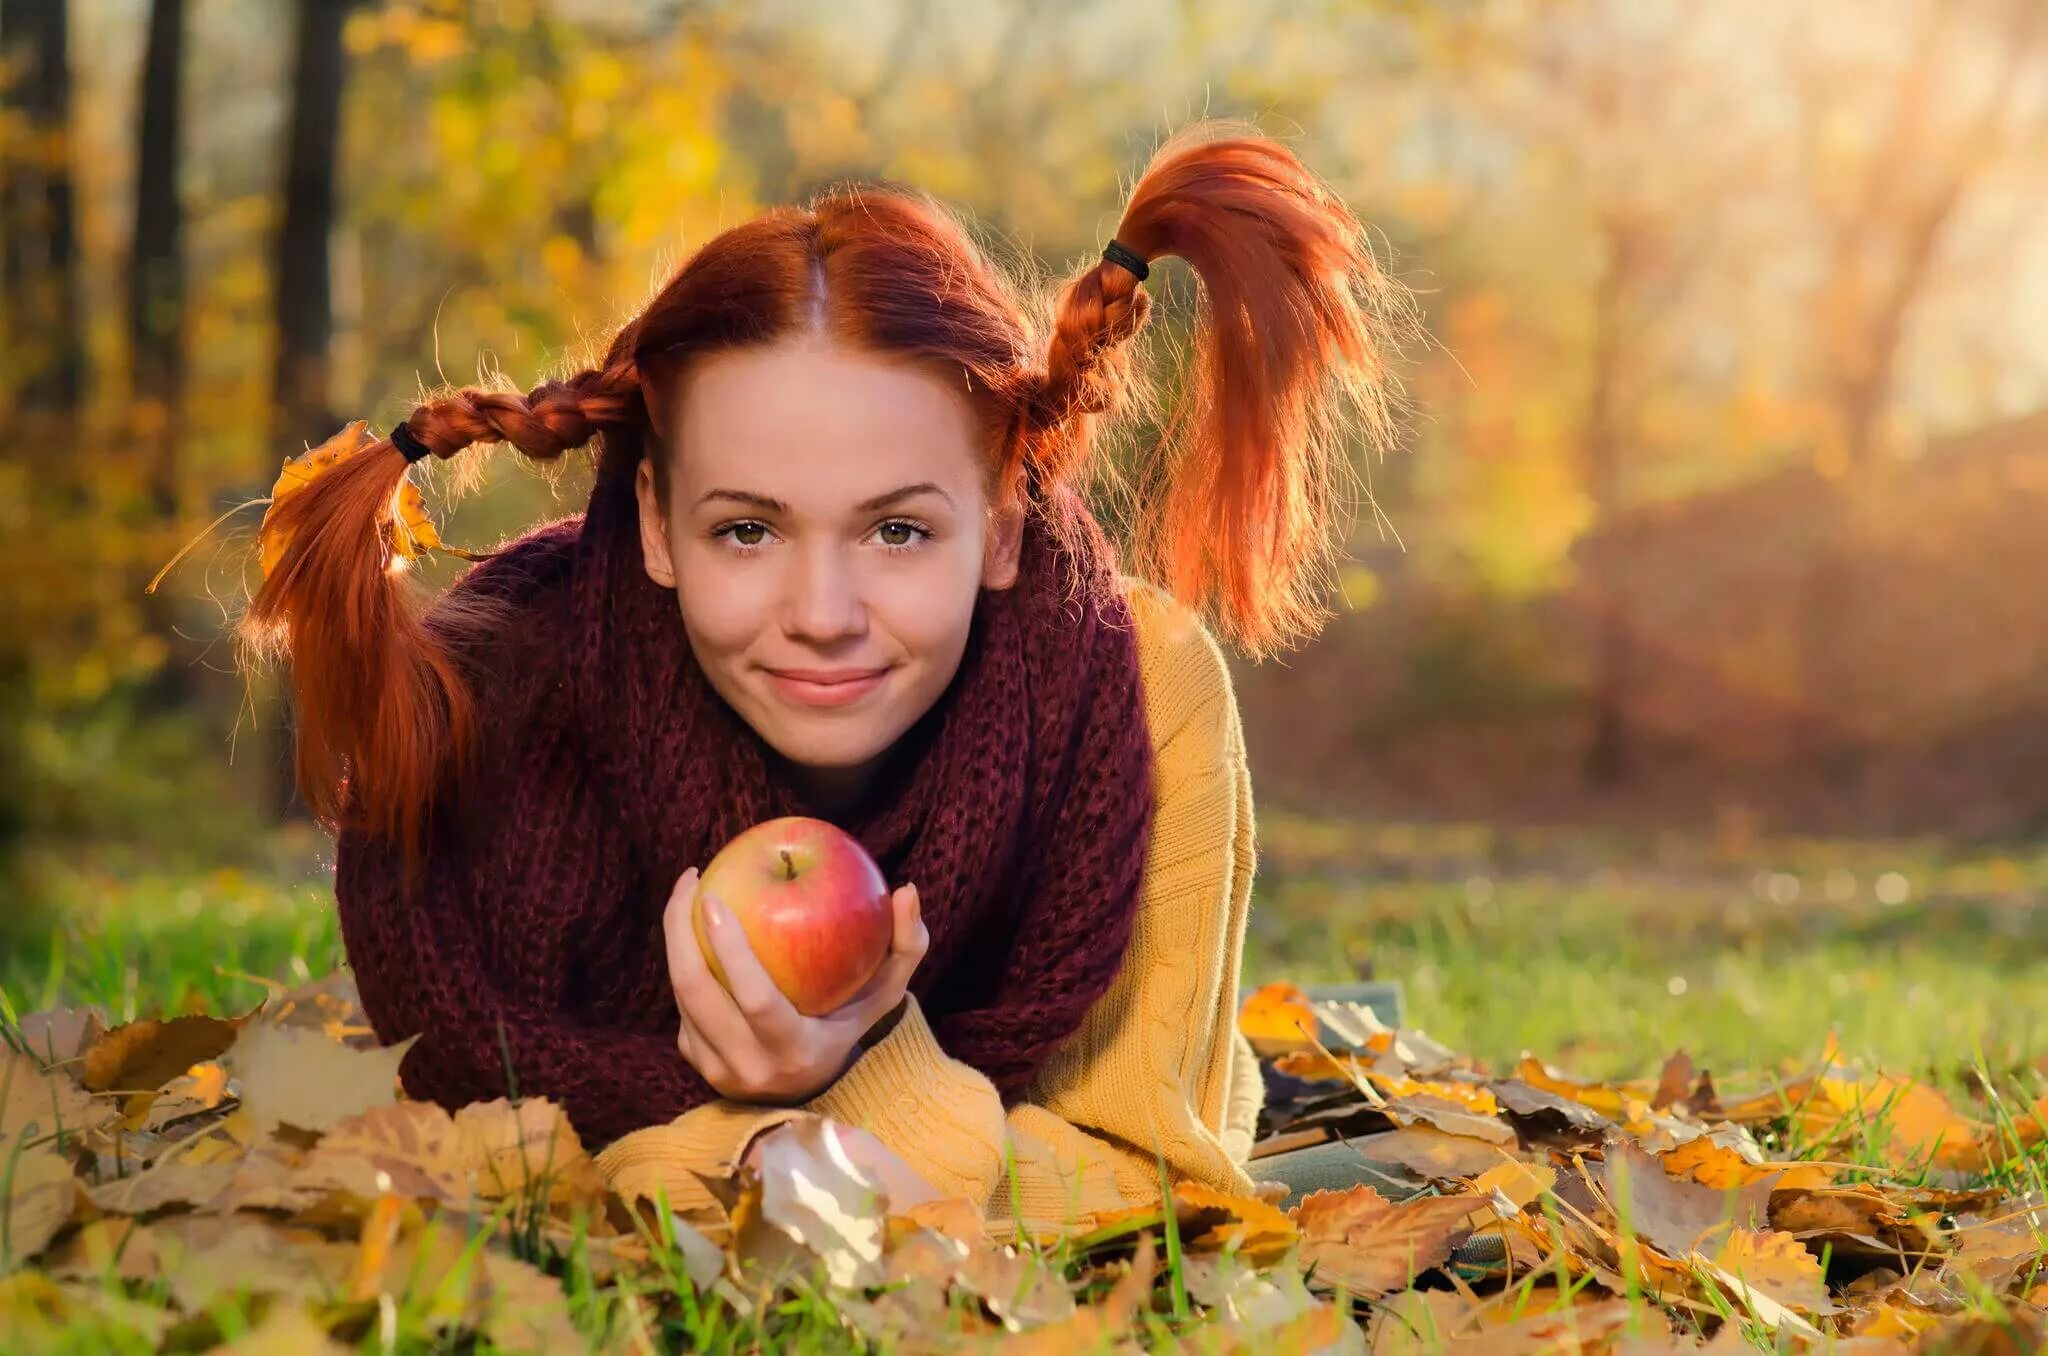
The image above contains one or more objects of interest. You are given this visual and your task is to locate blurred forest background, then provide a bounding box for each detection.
[4,0,2047,993]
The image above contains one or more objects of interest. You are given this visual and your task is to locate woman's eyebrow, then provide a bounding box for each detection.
[696,488,789,512]
[857,482,953,512]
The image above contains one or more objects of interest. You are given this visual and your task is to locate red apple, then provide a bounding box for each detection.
[694,816,893,1016]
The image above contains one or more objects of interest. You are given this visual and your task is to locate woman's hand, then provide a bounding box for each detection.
[663,865,928,1104]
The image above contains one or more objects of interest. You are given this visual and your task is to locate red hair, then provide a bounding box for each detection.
[240,119,1416,860]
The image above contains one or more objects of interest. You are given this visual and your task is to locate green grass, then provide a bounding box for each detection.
[11,814,2048,1086]
[1244,814,2048,1085]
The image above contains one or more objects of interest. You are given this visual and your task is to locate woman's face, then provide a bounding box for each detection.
[635,334,1023,783]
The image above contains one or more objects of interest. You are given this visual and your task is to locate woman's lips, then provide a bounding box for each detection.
[764,667,889,708]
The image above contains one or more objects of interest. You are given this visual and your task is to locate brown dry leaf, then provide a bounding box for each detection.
[453,1096,608,1213]
[1365,1288,1480,1354]
[1272,1048,1382,1082]
[1471,1159,1556,1214]
[1238,982,1318,1056]
[2,1147,80,1262]
[1175,1180,1299,1263]
[150,1214,346,1311]
[1289,1185,1475,1298]
[958,1242,1078,1331]
[1651,1051,1697,1111]
[294,1100,468,1203]
[2,1048,109,1142]
[1699,1228,1829,1313]
[230,1021,415,1136]
[1443,1298,1641,1354]
[42,1216,162,1283]
[1382,1093,1518,1145]
[82,1011,248,1094]
[1592,1139,1773,1260]
[11,1007,106,1065]
[1168,1300,1359,1356]
[1371,1075,1500,1116]
[1791,1072,1989,1169]
[1658,1135,1832,1191]
[1511,1058,1652,1121]
[477,1248,586,1353]
[1347,1124,1513,1179]
[993,1232,1154,1354]
[85,1155,240,1215]
[1768,1185,1942,1265]
[206,1302,353,1355]
[1490,1078,1614,1138]
[895,1195,990,1250]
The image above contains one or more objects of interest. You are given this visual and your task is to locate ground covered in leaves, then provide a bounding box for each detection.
[5,968,2048,1353]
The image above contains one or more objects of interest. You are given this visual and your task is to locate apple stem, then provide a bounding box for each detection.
[779,848,795,881]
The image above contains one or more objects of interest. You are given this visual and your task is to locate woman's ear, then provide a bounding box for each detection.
[980,468,1027,590]
[635,458,678,589]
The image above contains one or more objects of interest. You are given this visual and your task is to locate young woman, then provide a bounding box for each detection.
[244,120,1412,1229]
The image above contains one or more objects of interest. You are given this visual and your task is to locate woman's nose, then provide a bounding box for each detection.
[784,544,866,642]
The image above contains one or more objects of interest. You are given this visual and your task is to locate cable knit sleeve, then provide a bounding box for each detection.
[992,578,1262,1225]
[593,580,1263,1228]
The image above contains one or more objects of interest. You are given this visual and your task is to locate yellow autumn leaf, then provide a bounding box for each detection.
[257,421,447,581]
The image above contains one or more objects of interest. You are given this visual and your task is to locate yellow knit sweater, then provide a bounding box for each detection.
[595,576,1263,1231]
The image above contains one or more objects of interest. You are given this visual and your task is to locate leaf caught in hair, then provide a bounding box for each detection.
[256,420,452,580]
[258,421,371,580]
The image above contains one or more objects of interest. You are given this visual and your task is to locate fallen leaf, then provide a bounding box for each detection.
[1511,1058,1651,1121]
[230,1022,414,1136]
[1239,983,1318,1056]
[1699,1228,1829,1313]
[1659,1135,1832,1191]
[2,1049,108,1143]
[993,1232,1153,1353]
[744,1118,889,1289]
[1,1147,79,1262]
[1347,1124,1514,1179]
[1443,1297,1640,1354]
[1651,1051,1697,1111]
[1490,1078,1613,1139]
[1174,1180,1299,1263]
[11,1008,106,1066]
[85,1156,239,1215]
[1289,1185,1475,1298]
[453,1096,608,1213]
[206,1301,353,1355]
[82,1012,248,1094]
[41,1216,162,1283]
[1591,1139,1774,1259]
[958,1242,1078,1331]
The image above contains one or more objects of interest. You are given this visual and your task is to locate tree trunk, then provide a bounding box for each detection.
[0,0,79,927]
[1,0,84,421]
[132,0,191,713]
[267,0,353,818]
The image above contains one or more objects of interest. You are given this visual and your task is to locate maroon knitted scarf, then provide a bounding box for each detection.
[334,458,1156,1147]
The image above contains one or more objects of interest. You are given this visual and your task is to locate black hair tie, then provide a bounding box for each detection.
[390,421,433,464]
[1101,238,1149,282]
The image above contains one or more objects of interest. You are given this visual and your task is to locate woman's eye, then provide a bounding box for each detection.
[878,521,917,547]
[723,522,768,547]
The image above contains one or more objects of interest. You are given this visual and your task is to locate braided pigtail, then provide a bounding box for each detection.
[239,364,640,868]
[1029,122,1419,657]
